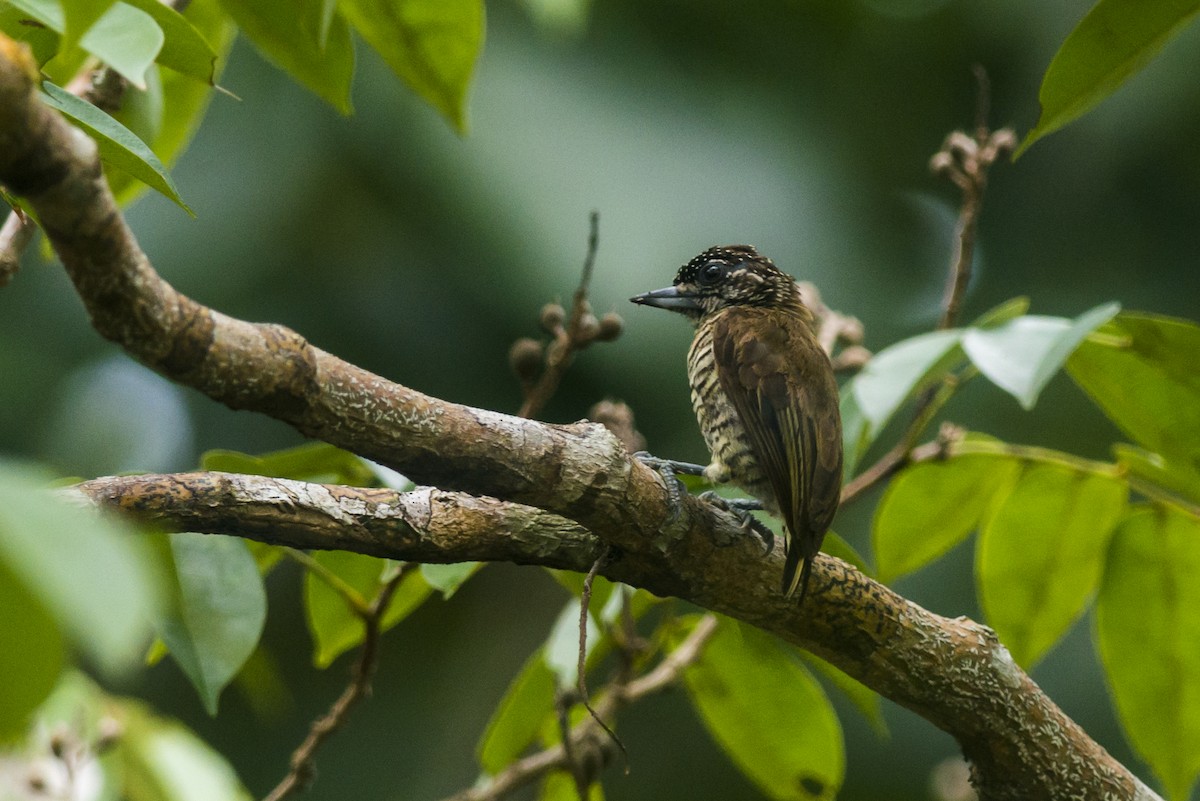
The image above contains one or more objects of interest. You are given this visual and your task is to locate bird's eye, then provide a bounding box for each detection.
[699,261,726,285]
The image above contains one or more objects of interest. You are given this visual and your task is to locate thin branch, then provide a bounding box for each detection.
[515,211,621,418]
[929,68,1017,331]
[262,565,412,801]
[1,42,1157,801]
[442,615,719,801]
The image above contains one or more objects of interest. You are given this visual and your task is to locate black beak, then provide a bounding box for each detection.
[629,286,701,311]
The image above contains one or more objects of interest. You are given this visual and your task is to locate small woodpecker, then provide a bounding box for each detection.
[631,245,843,602]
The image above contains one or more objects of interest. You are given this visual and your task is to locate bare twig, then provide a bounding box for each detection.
[575,547,624,768]
[514,212,624,418]
[929,68,1017,331]
[796,281,870,368]
[442,615,719,801]
[262,565,411,801]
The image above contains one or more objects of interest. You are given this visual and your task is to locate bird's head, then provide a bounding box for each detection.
[630,245,803,322]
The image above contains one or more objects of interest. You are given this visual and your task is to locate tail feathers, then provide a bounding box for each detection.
[781,544,815,604]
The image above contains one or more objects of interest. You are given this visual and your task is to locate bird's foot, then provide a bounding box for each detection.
[633,452,706,521]
[699,492,775,554]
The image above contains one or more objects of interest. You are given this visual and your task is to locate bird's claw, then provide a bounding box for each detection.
[699,492,775,554]
[634,452,707,522]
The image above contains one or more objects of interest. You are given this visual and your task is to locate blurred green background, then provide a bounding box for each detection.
[3,0,1199,798]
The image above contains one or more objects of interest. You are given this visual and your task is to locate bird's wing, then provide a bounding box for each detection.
[711,310,843,598]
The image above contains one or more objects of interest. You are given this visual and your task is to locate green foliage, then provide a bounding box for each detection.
[1097,505,1200,801]
[477,649,556,774]
[0,558,65,739]
[33,672,252,801]
[977,462,1126,667]
[155,533,266,715]
[0,0,484,217]
[339,0,485,133]
[7,0,163,87]
[874,444,1021,583]
[41,81,192,213]
[214,0,356,114]
[681,617,843,801]
[843,304,1116,472]
[421,561,483,597]
[0,462,162,683]
[1068,312,1200,466]
[872,311,1200,793]
[960,304,1119,410]
[201,441,380,486]
[303,552,433,667]
[1019,0,1200,155]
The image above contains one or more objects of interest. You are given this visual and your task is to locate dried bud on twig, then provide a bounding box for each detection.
[595,312,623,342]
[539,303,566,333]
[508,338,544,382]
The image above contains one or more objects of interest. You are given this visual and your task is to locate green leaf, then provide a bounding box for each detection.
[0,558,65,738]
[797,650,886,737]
[1018,0,1200,157]
[304,552,433,667]
[848,329,963,442]
[41,81,191,212]
[7,0,163,88]
[115,695,253,801]
[477,649,557,774]
[60,0,115,53]
[837,388,875,479]
[420,562,482,598]
[874,450,1022,582]
[540,772,604,801]
[1068,312,1200,466]
[122,0,220,84]
[215,0,354,114]
[1114,444,1200,512]
[817,530,871,577]
[0,461,162,676]
[157,533,267,715]
[109,0,236,209]
[339,0,484,132]
[961,304,1120,409]
[1097,505,1200,801]
[683,618,843,800]
[971,296,1030,328]
[978,463,1127,667]
[0,6,62,65]
[201,442,377,485]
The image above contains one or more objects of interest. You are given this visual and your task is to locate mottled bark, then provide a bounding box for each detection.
[1,35,1158,801]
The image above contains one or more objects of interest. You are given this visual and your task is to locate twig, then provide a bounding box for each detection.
[929,67,1017,331]
[842,72,1014,503]
[575,547,625,771]
[840,372,968,505]
[796,281,870,368]
[441,615,719,801]
[262,564,411,801]
[513,212,623,418]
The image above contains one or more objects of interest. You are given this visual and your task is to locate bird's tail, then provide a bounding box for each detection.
[781,544,814,603]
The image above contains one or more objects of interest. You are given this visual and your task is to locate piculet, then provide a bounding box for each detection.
[631,245,843,602]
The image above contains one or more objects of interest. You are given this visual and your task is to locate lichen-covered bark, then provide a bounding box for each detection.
[0,35,1158,801]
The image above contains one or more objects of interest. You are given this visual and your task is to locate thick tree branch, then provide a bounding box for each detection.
[0,38,1158,801]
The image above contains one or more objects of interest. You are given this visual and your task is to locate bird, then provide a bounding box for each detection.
[630,245,843,602]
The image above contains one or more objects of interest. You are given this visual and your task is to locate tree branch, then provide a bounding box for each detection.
[1,38,1158,801]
